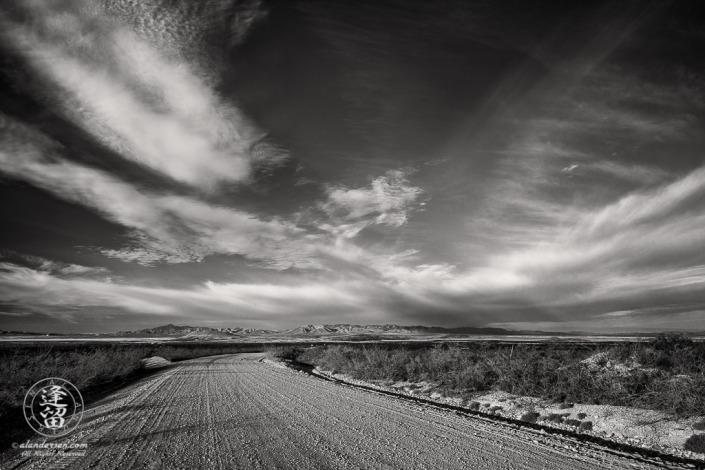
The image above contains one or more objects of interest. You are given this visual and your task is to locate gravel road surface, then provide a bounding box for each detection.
[2,353,678,469]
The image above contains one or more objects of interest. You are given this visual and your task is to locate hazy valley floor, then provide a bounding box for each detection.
[0,353,681,469]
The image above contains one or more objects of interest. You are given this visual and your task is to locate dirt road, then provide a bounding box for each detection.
[3,354,677,469]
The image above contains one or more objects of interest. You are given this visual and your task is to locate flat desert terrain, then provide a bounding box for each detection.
[2,353,679,469]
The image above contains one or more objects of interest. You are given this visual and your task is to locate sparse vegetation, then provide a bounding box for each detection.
[684,434,705,454]
[468,401,480,411]
[0,345,148,413]
[577,412,587,419]
[520,411,540,423]
[268,345,305,361]
[565,419,581,427]
[0,342,264,448]
[0,343,267,408]
[579,421,593,431]
[558,403,574,409]
[546,413,568,423]
[293,335,705,417]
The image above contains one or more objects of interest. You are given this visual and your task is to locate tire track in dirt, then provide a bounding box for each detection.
[1,353,681,470]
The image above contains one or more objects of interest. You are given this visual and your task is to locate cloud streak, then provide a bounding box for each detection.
[0,117,314,268]
[413,164,705,328]
[0,261,387,328]
[317,169,423,240]
[6,108,704,330]
[0,0,265,188]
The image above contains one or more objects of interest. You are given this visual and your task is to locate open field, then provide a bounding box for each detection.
[0,354,681,469]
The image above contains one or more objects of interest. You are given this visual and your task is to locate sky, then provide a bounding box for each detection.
[1,0,704,333]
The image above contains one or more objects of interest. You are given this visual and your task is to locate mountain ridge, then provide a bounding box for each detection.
[108,323,570,338]
[3,324,702,338]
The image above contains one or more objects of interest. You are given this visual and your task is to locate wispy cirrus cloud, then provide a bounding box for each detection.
[0,117,315,268]
[564,161,669,186]
[397,164,705,328]
[1,113,428,273]
[0,261,388,328]
[0,0,268,188]
[0,251,108,278]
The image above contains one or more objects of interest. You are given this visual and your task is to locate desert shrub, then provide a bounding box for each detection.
[468,401,480,411]
[693,419,705,431]
[653,333,694,350]
[151,344,260,361]
[611,343,633,362]
[267,346,303,361]
[546,413,567,423]
[297,340,705,418]
[520,411,540,423]
[0,342,265,418]
[579,421,593,431]
[684,434,705,454]
[0,346,148,402]
[488,406,502,414]
[577,412,587,419]
[565,419,581,427]
[558,403,574,409]
[0,344,153,431]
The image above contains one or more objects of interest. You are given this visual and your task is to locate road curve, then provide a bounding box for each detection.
[3,353,673,469]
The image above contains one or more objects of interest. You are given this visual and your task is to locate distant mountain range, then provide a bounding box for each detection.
[111,324,277,338]
[2,324,702,339]
[106,323,565,339]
